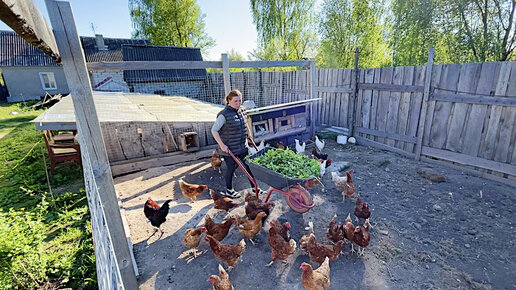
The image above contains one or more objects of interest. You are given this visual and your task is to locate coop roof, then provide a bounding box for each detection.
[80,36,150,62]
[0,30,59,66]
[122,44,207,83]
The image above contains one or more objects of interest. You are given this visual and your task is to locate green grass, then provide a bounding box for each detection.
[0,102,96,289]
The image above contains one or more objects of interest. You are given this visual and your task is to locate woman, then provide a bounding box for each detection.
[211,89,264,198]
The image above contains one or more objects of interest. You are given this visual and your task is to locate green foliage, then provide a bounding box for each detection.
[251,148,320,178]
[129,0,215,55]
[250,0,318,60]
[0,103,95,289]
[317,0,392,68]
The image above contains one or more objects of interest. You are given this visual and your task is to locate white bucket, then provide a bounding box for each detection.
[337,135,348,144]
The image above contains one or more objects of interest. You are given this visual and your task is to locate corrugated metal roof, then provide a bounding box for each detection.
[0,31,59,66]
[122,44,206,82]
[80,36,150,62]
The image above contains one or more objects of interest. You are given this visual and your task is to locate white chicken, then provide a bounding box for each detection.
[295,139,306,154]
[256,140,266,152]
[319,160,327,177]
[315,136,325,151]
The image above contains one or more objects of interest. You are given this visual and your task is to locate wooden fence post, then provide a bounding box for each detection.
[45,1,138,288]
[415,46,435,160]
[350,48,359,136]
[310,60,317,137]
[221,53,231,96]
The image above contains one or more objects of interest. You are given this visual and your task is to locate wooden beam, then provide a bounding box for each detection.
[355,135,415,158]
[357,83,424,93]
[222,53,231,96]
[421,146,516,176]
[310,60,317,137]
[350,48,359,136]
[87,60,222,71]
[45,1,138,288]
[415,47,435,160]
[355,126,417,143]
[229,60,311,68]
[430,90,516,107]
[317,87,354,94]
[0,0,60,62]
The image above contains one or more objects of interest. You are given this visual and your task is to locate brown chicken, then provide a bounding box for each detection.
[354,196,371,220]
[245,193,274,222]
[300,221,314,252]
[179,179,208,202]
[331,169,356,201]
[211,150,222,174]
[270,219,291,242]
[205,215,235,241]
[343,214,356,252]
[183,227,206,255]
[235,212,267,245]
[208,264,234,290]
[267,220,297,266]
[305,234,343,265]
[210,189,238,211]
[300,256,331,290]
[205,234,246,272]
[143,197,172,238]
[326,214,344,244]
[353,219,370,256]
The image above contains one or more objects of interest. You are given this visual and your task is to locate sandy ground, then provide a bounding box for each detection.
[114,140,516,289]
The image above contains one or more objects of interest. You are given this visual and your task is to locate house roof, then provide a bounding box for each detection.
[0,30,59,66]
[80,36,150,62]
[122,44,206,82]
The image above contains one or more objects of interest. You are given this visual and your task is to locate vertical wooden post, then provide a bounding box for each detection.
[349,48,359,136]
[415,46,435,160]
[310,60,317,137]
[45,1,138,289]
[221,53,231,97]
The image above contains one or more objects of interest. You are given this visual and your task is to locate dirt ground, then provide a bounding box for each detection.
[114,140,516,290]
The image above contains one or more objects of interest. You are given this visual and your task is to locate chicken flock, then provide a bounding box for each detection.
[143,136,371,290]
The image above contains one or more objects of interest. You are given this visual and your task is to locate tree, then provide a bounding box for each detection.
[317,0,391,68]
[129,0,215,54]
[227,49,244,61]
[250,0,318,60]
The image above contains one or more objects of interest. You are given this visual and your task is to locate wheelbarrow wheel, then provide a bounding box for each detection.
[285,186,313,213]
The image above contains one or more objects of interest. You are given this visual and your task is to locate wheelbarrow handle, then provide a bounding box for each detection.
[227,149,259,198]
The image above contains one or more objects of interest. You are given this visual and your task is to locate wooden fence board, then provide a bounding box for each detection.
[376,67,393,143]
[408,65,427,153]
[386,66,404,147]
[494,63,516,163]
[429,64,461,148]
[446,63,482,152]
[369,68,381,139]
[462,62,498,156]
[398,66,415,150]
[360,69,374,134]
[422,65,443,147]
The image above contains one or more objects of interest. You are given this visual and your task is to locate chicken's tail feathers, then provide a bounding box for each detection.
[218,264,226,273]
[239,239,246,247]
[305,221,314,232]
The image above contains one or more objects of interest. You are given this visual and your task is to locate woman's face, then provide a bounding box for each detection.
[228,95,242,110]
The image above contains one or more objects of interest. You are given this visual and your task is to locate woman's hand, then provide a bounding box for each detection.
[219,143,229,153]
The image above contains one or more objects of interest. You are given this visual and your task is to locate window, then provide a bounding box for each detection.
[39,72,57,90]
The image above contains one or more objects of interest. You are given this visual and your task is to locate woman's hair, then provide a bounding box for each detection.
[225,89,242,104]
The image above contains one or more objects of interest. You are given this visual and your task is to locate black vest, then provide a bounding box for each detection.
[217,106,247,155]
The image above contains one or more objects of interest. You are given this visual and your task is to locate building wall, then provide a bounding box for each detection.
[90,71,130,92]
[3,66,69,102]
[129,81,203,97]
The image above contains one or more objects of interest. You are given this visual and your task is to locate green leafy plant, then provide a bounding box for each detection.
[250,148,320,178]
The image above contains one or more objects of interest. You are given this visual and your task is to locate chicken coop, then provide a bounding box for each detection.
[245,99,318,145]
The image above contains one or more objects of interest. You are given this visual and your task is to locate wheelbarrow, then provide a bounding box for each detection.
[227,148,316,213]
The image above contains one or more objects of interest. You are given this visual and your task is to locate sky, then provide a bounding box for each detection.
[0,0,258,61]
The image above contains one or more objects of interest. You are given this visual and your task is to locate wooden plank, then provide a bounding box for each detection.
[349,48,359,135]
[310,61,317,136]
[376,67,393,143]
[340,69,352,128]
[386,66,404,147]
[355,126,417,143]
[101,123,126,162]
[369,68,381,140]
[361,68,374,136]
[421,157,516,187]
[45,1,138,288]
[397,66,415,150]
[229,60,311,68]
[421,146,516,176]
[494,63,516,163]
[333,69,342,127]
[429,64,461,148]
[329,69,337,125]
[88,60,222,71]
[415,47,435,159]
[317,86,354,94]
[0,0,60,62]
[111,145,217,176]
[422,64,443,148]
[357,83,424,93]
[355,135,415,158]
[221,53,231,96]
[431,91,516,106]
[406,66,426,153]
[445,62,482,152]
[461,62,499,157]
